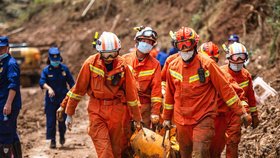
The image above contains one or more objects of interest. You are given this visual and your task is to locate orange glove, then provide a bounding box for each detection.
[251,112,260,129]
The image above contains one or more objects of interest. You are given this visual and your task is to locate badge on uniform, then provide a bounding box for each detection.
[62,71,66,76]
[0,67,3,73]
[48,74,53,77]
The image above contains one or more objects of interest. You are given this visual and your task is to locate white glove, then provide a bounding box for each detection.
[162,120,171,129]
[56,107,64,122]
[65,115,72,131]
[151,114,160,124]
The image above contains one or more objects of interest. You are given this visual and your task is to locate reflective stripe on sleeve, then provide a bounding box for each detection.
[127,100,139,106]
[151,97,162,103]
[250,107,257,112]
[164,103,174,110]
[67,91,83,100]
[226,95,238,106]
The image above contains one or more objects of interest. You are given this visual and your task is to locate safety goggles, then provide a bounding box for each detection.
[228,53,248,62]
[139,30,158,40]
[175,39,195,51]
[100,51,119,60]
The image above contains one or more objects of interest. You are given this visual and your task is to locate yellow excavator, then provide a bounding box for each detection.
[9,43,41,87]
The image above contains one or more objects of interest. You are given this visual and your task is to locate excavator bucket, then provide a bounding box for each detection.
[130,127,171,158]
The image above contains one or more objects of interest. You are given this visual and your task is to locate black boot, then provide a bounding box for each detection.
[50,140,56,149]
[59,136,65,146]
[0,144,13,158]
[13,141,22,158]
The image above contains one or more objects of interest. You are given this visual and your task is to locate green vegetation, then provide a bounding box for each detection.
[268,0,280,64]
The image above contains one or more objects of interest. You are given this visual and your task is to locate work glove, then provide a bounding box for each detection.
[240,113,252,128]
[65,115,73,131]
[134,121,142,131]
[151,114,160,124]
[56,107,65,122]
[251,112,260,129]
[162,120,171,129]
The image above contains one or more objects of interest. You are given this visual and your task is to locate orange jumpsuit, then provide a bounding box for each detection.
[161,53,179,82]
[149,48,159,58]
[163,53,245,157]
[210,65,249,158]
[220,65,257,158]
[64,54,141,158]
[123,51,162,127]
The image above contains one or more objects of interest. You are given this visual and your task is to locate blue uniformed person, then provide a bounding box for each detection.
[0,36,22,157]
[39,47,75,149]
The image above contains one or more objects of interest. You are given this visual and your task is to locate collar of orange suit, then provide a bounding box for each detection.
[133,50,150,66]
[182,52,198,68]
[227,65,243,77]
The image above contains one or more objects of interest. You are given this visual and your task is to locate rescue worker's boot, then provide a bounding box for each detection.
[226,143,239,158]
[13,141,22,158]
[50,139,56,149]
[60,135,65,146]
[0,144,14,158]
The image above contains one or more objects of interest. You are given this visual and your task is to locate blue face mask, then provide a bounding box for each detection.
[0,53,8,61]
[137,42,153,54]
[50,60,60,67]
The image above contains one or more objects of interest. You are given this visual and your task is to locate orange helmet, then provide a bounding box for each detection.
[199,42,219,62]
[171,27,199,51]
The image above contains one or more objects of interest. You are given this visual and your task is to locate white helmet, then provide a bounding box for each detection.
[134,26,158,42]
[96,32,121,52]
[227,42,248,61]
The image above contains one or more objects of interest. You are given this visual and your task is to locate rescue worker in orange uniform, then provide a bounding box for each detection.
[162,27,252,157]
[57,32,142,158]
[199,42,250,158]
[220,42,259,157]
[123,26,162,128]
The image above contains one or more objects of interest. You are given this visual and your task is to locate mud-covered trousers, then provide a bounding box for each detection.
[210,111,241,158]
[176,116,215,158]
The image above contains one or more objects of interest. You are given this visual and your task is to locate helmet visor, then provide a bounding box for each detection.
[175,39,195,51]
[100,51,118,60]
[138,30,158,40]
[228,53,248,61]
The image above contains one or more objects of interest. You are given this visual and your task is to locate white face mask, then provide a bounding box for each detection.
[137,42,153,54]
[179,50,194,61]
[229,63,243,71]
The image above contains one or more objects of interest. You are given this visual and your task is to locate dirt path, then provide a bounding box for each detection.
[19,87,97,158]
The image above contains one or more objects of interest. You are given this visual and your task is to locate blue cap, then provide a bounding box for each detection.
[228,34,239,42]
[48,47,61,61]
[0,36,9,47]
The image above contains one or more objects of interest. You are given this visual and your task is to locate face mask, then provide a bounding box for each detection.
[137,42,153,54]
[179,50,194,61]
[0,53,8,60]
[50,60,60,67]
[229,63,243,71]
